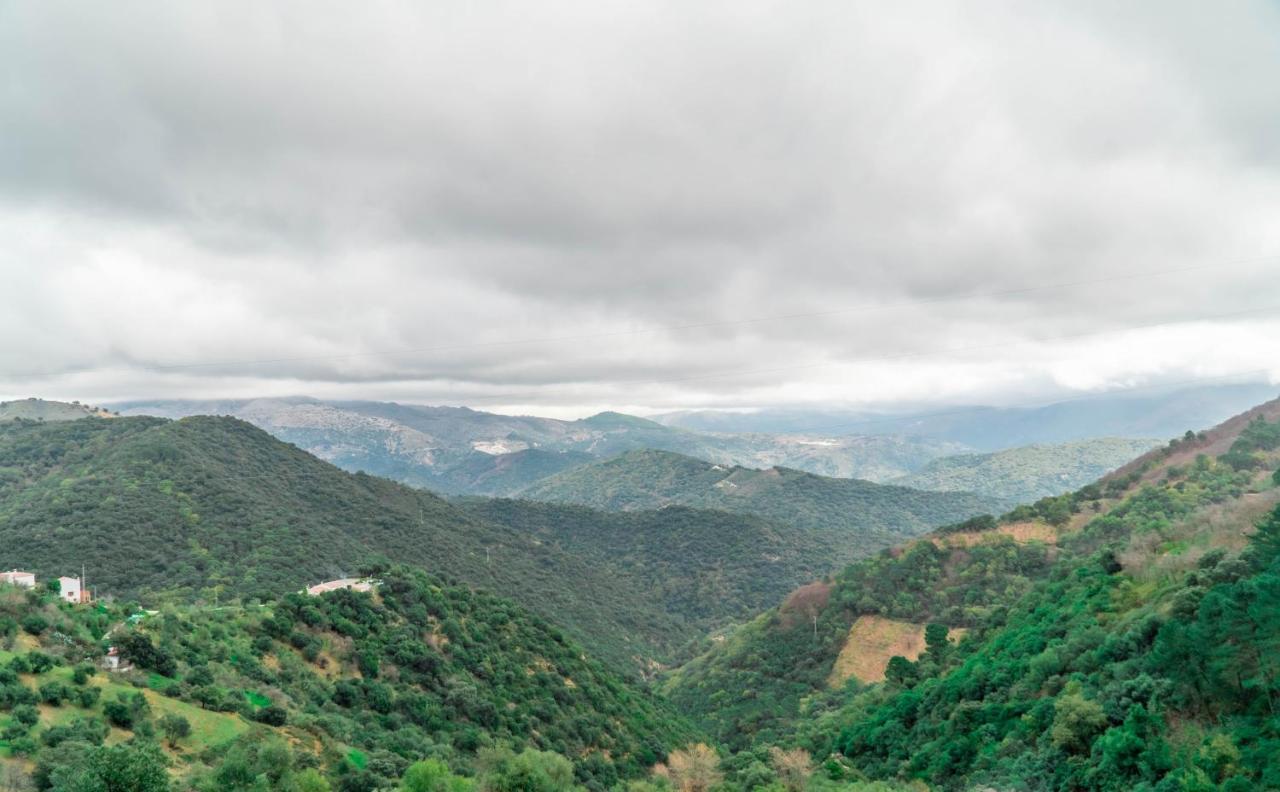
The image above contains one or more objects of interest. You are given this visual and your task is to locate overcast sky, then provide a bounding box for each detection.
[2,1,1278,417]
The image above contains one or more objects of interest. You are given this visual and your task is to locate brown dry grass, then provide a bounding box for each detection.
[934,521,1058,548]
[828,616,927,685]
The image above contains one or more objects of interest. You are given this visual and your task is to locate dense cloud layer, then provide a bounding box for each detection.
[2,1,1279,416]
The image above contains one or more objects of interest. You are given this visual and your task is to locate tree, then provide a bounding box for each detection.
[1051,688,1108,754]
[159,713,191,748]
[924,623,950,665]
[478,748,575,792]
[55,742,171,792]
[1250,505,1280,570]
[296,769,333,792]
[20,615,47,636]
[254,705,288,726]
[658,744,722,792]
[884,656,917,687]
[103,700,135,729]
[401,759,473,792]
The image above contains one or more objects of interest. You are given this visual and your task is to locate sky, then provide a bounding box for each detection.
[2,1,1279,419]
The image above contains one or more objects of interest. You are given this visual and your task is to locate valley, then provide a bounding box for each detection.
[2,394,1278,791]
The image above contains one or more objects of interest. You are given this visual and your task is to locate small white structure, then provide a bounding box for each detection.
[305,578,374,596]
[58,576,85,604]
[102,646,131,672]
[1,570,36,589]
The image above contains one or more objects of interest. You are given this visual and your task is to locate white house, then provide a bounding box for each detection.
[1,570,35,588]
[58,576,85,604]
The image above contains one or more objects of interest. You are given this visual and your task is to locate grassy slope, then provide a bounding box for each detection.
[0,399,115,422]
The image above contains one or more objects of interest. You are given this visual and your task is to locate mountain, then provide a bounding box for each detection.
[0,397,116,422]
[0,415,814,670]
[454,498,832,655]
[664,397,1280,789]
[891,437,1160,503]
[111,397,966,492]
[519,448,1008,558]
[655,382,1279,450]
[424,448,596,496]
[0,565,697,790]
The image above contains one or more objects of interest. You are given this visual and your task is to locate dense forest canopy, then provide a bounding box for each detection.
[0,416,835,671]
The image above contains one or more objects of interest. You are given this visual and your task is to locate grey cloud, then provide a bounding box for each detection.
[1,1,1279,410]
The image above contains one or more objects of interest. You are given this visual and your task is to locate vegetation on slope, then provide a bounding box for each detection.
[519,449,1006,565]
[666,403,1280,791]
[893,437,1159,503]
[0,566,696,791]
[0,416,769,670]
[455,499,831,655]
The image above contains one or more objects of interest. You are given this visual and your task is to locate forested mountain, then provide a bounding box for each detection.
[0,566,697,790]
[891,437,1159,503]
[0,415,827,670]
[113,398,966,492]
[111,398,1190,509]
[655,382,1278,450]
[664,398,1280,790]
[10,398,1279,790]
[454,499,831,653]
[519,449,1006,557]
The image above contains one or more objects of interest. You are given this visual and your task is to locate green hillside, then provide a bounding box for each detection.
[430,449,595,496]
[519,449,1007,562]
[0,416,765,670]
[0,566,696,790]
[664,400,1280,790]
[893,437,1160,503]
[455,499,831,654]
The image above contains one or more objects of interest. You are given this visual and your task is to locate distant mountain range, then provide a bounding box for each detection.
[113,397,967,493]
[655,382,1278,450]
[109,393,1216,504]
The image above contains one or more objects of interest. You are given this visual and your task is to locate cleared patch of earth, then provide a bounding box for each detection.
[828,615,927,685]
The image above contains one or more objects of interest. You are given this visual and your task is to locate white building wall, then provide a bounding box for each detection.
[58,576,82,603]
[2,571,35,588]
